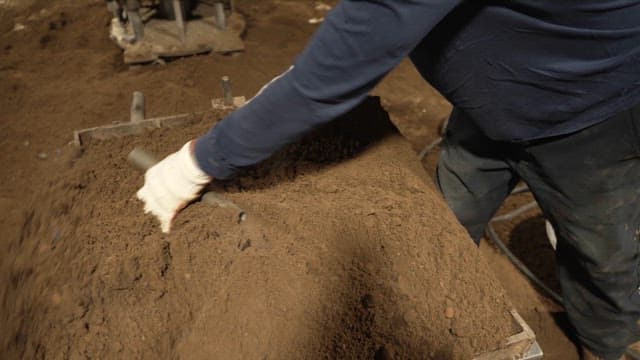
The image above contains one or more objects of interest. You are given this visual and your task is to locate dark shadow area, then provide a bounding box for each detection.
[493,216,583,354]
[550,310,581,349]
[213,96,398,192]
[507,215,561,294]
[156,0,196,20]
[314,221,457,360]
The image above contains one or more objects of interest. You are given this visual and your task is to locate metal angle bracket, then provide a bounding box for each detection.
[523,341,544,360]
[473,309,544,360]
[72,93,245,147]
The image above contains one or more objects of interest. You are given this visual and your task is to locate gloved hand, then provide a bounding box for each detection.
[136,141,212,233]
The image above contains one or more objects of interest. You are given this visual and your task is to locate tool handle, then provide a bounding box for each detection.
[127,147,247,222]
[127,147,158,171]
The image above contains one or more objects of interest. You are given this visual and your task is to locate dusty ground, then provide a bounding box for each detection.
[0,0,578,358]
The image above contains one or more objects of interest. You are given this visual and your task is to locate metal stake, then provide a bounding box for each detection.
[221,76,233,106]
[126,0,144,41]
[214,2,227,31]
[130,91,145,122]
[172,0,186,43]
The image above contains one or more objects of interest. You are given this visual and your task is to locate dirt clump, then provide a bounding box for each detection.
[1,100,514,359]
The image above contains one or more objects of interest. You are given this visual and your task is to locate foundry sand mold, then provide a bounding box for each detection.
[0,100,514,359]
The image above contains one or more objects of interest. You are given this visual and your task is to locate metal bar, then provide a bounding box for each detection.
[215,2,227,30]
[126,0,144,41]
[221,76,233,106]
[127,147,158,171]
[73,94,245,146]
[128,11,144,41]
[130,91,145,122]
[173,0,186,43]
[73,112,199,146]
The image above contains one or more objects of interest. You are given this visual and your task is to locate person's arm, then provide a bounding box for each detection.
[195,0,462,179]
[138,0,462,232]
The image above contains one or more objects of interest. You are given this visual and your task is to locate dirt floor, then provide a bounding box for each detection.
[0,0,579,359]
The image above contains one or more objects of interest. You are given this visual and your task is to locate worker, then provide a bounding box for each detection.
[135,1,640,359]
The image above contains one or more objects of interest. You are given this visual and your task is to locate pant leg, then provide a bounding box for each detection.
[437,108,519,242]
[515,104,640,360]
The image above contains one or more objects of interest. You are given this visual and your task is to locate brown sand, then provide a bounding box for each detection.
[1,101,516,358]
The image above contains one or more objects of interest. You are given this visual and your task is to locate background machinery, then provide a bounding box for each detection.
[107,0,245,64]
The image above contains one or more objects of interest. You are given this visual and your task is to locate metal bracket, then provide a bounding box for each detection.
[72,92,245,147]
[473,309,543,360]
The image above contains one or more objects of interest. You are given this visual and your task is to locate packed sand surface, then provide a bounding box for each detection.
[2,105,515,359]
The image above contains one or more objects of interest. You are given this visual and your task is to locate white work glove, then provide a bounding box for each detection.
[136,141,212,233]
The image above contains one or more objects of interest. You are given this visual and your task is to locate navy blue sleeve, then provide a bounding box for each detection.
[195,0,461,179]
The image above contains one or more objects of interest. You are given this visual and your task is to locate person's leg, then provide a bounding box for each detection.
[515,104,640,360]
[437,108,519,242]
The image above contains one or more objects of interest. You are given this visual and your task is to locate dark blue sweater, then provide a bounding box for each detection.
[195,0,640,179]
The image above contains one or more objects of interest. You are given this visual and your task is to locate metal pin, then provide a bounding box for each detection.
[125,0,144,41]
[172,0,186,43]
[130,91,145,122]
[129,11,144,41]
[221,76,233,106]
[127,147,157,171]
[214,2,227,31]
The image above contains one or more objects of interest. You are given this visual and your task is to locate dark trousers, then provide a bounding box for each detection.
[437,105,640,360]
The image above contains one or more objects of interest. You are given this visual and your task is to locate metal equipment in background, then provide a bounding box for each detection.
[107,0,245,64]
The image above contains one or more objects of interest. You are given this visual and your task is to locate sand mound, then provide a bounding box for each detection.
[0,98,513,359]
